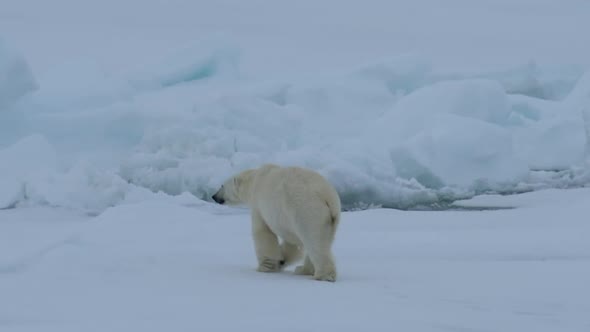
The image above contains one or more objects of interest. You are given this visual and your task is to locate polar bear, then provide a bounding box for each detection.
[212,164,341,282]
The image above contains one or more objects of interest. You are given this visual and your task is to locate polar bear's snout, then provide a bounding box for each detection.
[212,192,225,204]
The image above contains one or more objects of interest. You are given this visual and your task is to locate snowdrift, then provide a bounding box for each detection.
[1,41,590,213]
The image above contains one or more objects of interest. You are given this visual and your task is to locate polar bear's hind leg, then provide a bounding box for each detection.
[309,248,337,282]
[297,219,337,282]
[281,241,303,266]
[294,255,315,276]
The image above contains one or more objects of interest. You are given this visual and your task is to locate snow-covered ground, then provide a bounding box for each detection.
[1,0,590,331]
[1,188,589,332]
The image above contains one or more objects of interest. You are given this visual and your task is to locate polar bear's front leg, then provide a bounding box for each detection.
[251,210,284,272]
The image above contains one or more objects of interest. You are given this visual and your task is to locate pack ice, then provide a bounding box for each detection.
[1,41,590,213]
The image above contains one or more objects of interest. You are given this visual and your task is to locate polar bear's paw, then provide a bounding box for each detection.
[294,256,314,275]
[257,258,285,273]
[313,270,337,282]
[294,264,314,276]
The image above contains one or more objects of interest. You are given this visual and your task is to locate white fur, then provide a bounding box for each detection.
[213,164,341,282]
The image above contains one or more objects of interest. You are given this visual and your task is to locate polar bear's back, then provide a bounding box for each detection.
[255,164,341,226]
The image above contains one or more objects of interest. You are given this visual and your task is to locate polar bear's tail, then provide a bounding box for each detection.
[325,189,341,229]
[328,201,340,227]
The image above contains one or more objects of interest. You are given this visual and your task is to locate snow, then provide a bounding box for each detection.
[2,55,590,211]
[1,1,590,329]
[0,135,57,209]
[1,188,589,331]
[1,0,590,211]
[453,187,590,209]
[372,78,527,188]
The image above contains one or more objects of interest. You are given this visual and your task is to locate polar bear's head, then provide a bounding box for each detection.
[212,169,256,206]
